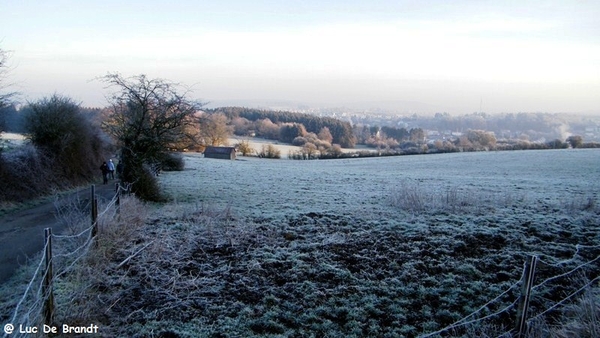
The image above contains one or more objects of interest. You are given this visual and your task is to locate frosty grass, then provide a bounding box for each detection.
[144,149,600,336]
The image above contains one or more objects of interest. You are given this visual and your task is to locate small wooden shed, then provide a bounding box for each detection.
[204,146,236,160]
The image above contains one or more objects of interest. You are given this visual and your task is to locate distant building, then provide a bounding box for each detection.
[204,146,236,160]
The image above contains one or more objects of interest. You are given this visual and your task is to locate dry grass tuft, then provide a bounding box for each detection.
[527,287,600,338]
[388,180,527,214]
[51,195,149,332]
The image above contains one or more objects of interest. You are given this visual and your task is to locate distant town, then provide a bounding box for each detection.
[296,107,600,144]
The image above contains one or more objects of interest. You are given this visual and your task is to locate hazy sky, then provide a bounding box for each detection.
[2,0,599,114]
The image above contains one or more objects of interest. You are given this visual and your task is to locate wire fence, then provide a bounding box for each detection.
[2,185,598,338]
[3,184,128,338]
[420,242,600,338]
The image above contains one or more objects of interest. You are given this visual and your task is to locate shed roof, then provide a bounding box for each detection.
[204,146,236,154]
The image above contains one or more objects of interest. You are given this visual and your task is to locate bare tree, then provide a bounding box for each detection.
[0,47,14,109]
[466,129,497,149]
[318,127,333,143]
[101,73,201,200]
[302,142,318,159]
[0,47,17,135]
[197,112,233,146]
[236,139,254,156]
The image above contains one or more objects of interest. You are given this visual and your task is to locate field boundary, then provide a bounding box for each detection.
[420,243,600,337]
[3,184,128,338]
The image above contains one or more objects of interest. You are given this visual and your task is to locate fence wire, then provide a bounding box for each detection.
[4,186,121,338]
[419,282,521,337]
[5,185,600,338]
[532,253,600,292]
[528,275,600,323]
[419,244,600,337]
[7,241,48,328]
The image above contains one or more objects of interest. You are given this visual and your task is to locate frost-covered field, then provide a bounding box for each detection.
[103,150,599,337]
[135,149,600,336]
[162,149,599,218]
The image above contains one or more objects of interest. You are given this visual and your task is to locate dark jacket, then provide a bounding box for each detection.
[100,163,109,174]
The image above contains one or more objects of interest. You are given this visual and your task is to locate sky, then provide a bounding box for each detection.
[1,0,599,114]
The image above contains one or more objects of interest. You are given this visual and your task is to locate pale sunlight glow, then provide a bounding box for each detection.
[1,1,599,113]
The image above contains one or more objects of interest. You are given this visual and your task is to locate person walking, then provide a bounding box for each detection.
[107,159,116,180]
[100,162,109,184]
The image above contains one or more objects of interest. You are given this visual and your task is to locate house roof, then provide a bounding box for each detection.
[204,146,236,154]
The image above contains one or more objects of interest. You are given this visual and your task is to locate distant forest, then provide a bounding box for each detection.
[208,107,357,148]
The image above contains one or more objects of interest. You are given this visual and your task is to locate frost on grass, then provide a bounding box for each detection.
[77,200,600,337]
[23,150,600,337]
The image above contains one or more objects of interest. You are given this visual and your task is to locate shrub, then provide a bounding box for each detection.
[24,95,109,184]
[292,136,308,146]
[159,153,185,172]
[236,140,255,156]
[466,129,497,150]
[129,164,167,202]
[0,145,55,201]
[324,144,343,158]
[302,142,318,159]
[259,144,281,159]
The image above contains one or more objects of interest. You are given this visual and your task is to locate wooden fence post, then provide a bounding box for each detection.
[515,255,538,337]
[91,185,98,238]
[115,182,121,214]
[43,227,54,324]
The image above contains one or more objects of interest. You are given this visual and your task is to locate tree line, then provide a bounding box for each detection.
[207,107,356,148]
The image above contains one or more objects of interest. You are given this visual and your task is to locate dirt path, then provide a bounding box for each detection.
[0,182,118,284]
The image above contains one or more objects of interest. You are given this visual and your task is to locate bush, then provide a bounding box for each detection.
[236,140,255,156]
[24,95,109,183]
[130,164,167,202]
[159,153,185,172]
[466,129,497,150]
[0,144,55,202]
[292,136,307,146]
[324,144,343,158]
[259,144,281,159]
